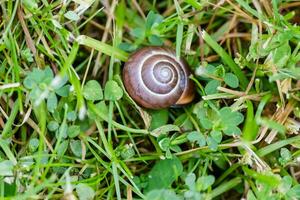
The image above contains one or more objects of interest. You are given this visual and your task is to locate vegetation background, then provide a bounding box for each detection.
[1,0,300,199]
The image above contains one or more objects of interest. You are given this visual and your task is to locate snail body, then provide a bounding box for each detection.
[123,46,195,109]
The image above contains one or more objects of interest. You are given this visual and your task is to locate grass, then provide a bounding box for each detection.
[1,0,300,199]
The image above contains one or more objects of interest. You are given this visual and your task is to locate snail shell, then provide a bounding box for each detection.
[122,46,195,109]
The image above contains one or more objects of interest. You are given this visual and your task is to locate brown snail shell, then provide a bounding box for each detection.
[122,46,195,109]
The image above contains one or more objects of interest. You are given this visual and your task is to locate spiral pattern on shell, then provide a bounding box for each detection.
[123,46,195,109]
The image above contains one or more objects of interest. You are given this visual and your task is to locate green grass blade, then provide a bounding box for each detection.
[88,102,148,134]
[257,135,300,157]
[201,30,248,89]
[76,35,129,61]
[211,177,242,198]
[0,139,17,165]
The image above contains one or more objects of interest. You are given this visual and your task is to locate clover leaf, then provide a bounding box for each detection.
[193,102,244,150]
[184,173,215,200]
[83,80,103,101]
[24,67,69,112]
[219,107,244,136]
[158,135,182,158]
[204,79,220,95]
[224,73,239,88]
[129,11,164,46]
[187,131,206,147]
[104,80,123,101]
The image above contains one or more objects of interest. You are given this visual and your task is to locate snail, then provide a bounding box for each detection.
[122,46,195,109]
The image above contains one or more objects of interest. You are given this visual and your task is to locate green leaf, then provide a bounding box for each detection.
[280,148,292,161]
[146,11,163,30]
[42,67,54,84]
[47,92,57,112]
[158,138,171,151]
[149,109,169,130]
[104,80,123,101]
[194,106,214,130]
[214,65,226,77]
[185,191,202,199]
[187,131,206,147]
[28,138,39,152]
[67,125,81,138]
[185,173,196,190]
[57,140,69,158]
[205,65,217,75]
[174,113,193,131]
[33,68,50,83]
[278,176,292,193]
[196,175,215,191]
[169,145,181,153]
[205,80,220,95]
[200,117,213,130]
[24,67,54,90]
[220,107,244,126]
[151,124,180,137]
[201,30,248,89]
[29,87,42,100]
[70,140,83,158]
[0,160,14,176]
[120,144,135,159]
[83,80,103,101]
[271,41,291,68]
[55,85,70,97]
[223,126,242,136]
[76,183,95,200]
[47,121,59,132]
[146,156,183,192]
[286,185,300,199]
[131,27,145,39]
[148,35,163,46]
[246,190,257,200]
[52,75,68,90]
[279,148,292,165]
[23,76,37,89]
[210,130,222,143]
[23,0,38,10]
[224,73,239,88]
[88,101,108,120]
[119,42,137,52]
[67,111,77,121]
[57,123,68,139]
[146,189,180,200]
[165,149,172,159]
[207,136,218,151]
